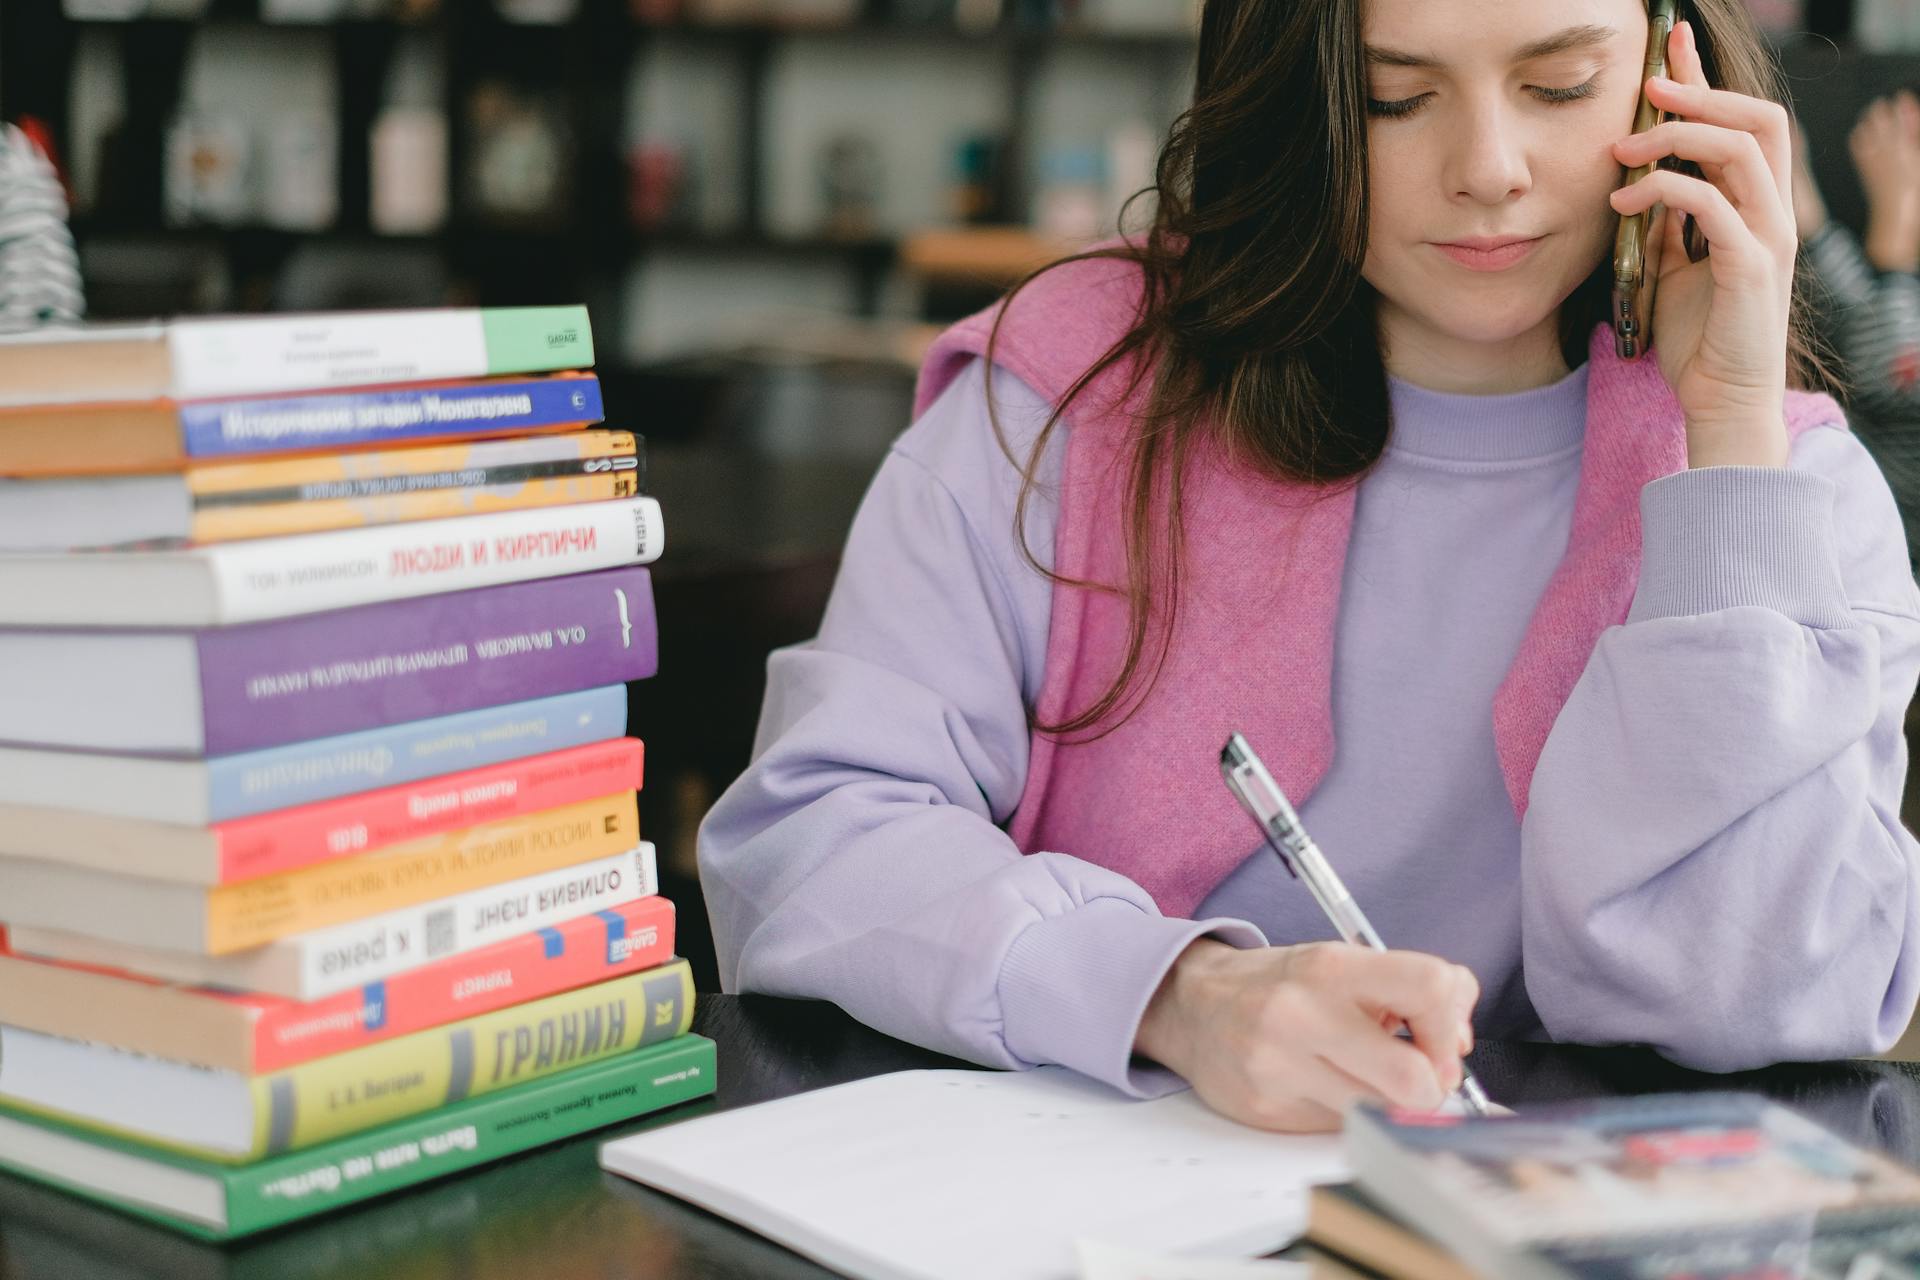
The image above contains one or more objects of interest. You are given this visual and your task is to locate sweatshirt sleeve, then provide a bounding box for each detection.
[696,358,1265,1097]
[1520,423,1920,1071]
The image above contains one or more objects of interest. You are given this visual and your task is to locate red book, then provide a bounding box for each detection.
[0,897,676,1074]
[0,737,644,886]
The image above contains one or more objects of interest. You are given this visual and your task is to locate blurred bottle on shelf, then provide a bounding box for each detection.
[1105,119,1156,232]
[370,107,449,234]
[819,133,883,238]
[950,133,1009,225]
[1033,142,1104,242]
[463,82,572,229]
[628,140,695,233]
[259,114,339,232]
[163,114,253,228]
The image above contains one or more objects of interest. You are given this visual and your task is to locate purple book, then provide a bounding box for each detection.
[190,567,657,754]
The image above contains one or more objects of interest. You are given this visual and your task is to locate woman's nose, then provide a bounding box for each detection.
[1445,102,1533,204]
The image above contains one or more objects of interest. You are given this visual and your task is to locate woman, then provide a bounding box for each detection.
[700,0,1920,1132]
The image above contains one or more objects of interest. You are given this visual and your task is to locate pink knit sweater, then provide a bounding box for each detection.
[914,253,1843,919]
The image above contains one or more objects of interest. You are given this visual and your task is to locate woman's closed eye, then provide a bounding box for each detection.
[1366,77,1602,119]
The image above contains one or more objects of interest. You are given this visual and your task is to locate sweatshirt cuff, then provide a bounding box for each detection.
[997,900,1266,1100]
[1627,465,1854,628]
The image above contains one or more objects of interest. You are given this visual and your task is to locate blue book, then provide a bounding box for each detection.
[0,686,628,826]
[177,374,605,458]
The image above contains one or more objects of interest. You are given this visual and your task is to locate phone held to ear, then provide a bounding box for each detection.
[1612,0,1680,360]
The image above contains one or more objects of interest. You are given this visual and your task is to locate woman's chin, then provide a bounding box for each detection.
[1390,301,1565,352]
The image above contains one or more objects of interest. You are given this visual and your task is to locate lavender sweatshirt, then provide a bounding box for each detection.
[698,356,1920,1097]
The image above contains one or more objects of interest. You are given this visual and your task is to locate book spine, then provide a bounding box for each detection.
[195,566,655,755]
[204,685,628,822]
[218,1035,716,1237]
[177,376,606,459]
[211,738,644,884]
[167,307,593,401]
[249,896,676,1072]
[4,843,659,1001]
[279,841,659,999]
[197,496,662,626]
[199,792,639,952]
[243,960,692,1160]
[186,429,636,498]
[188,473,638,543]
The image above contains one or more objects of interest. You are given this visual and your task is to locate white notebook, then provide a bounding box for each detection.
[598,1067,1349,1280]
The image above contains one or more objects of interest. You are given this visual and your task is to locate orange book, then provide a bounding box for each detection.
[0,738,644,886]
[0,372,602,476]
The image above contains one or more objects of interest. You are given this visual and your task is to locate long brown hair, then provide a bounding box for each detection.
[985,0,1830,741]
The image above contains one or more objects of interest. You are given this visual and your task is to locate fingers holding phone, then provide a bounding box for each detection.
[1605,17,1793,466]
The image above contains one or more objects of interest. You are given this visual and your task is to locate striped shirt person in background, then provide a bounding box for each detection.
[0,121,84,335]
[1795,97,1920,568]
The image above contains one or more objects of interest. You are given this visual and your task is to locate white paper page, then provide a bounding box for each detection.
[1075,1239,1313,1280]
[599,1067,1349,1280]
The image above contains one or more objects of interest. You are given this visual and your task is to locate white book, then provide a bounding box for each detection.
[0,306,591,408]
[4,843,656,1001]
[599,1067,1349,1280]
[0,496,662,626]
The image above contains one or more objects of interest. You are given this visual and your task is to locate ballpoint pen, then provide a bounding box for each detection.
[1219,730,1493,1117]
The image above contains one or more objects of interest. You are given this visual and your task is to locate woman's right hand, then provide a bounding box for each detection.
[1133,937,1478,1133]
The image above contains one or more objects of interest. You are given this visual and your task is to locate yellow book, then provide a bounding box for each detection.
[0,429,641,550]
[0,960,694,1163]
[0,793,639,954]
[190,471,638,542]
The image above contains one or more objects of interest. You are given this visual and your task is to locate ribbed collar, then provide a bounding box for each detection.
[1386,361,1589,463]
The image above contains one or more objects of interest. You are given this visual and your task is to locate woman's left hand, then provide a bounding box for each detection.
[1608,18,1794,469]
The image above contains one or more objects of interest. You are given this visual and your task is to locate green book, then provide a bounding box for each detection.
[0,1033,715,1241]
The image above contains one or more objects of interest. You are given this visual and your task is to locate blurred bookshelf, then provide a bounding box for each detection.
[0,0,1198,390]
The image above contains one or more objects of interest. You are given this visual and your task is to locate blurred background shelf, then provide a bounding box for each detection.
[3,0,1195,364]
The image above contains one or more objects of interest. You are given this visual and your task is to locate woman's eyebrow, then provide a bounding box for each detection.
[1364,23,1619,69]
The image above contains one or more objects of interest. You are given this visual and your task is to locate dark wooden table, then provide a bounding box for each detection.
[4,995,1920,1280]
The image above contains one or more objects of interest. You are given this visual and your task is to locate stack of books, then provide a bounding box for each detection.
[1310,1092,1920,1278]
[0,306,715,1240]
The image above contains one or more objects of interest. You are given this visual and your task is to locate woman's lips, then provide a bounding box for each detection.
[1433,237,1543,271]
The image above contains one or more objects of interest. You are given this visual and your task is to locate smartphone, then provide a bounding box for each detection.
[1612,0,1681,360]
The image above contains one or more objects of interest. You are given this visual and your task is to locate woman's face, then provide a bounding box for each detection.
[1358,0,1651,356]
